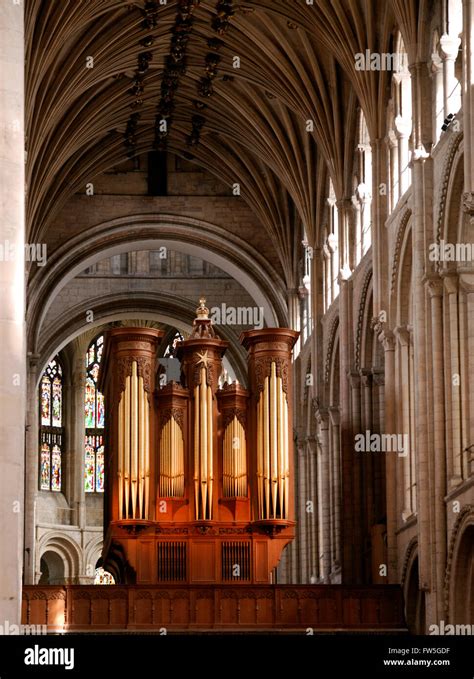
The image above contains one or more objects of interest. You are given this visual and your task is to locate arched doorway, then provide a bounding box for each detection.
[451,525,474,624]
[38,551,65,585]
[405,555,426,634]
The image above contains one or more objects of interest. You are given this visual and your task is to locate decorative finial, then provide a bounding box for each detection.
[196,297,209,320]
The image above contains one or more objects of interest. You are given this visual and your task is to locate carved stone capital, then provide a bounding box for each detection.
[394,325,411,347]
[349,372,361,388]
[459,273,474,294]
[372,371,385,387]
[425,276,444,298]
[463,192,474,215]
[440,33,461,61]
[372,320,395,351]
[442,272,459,295]
[314,407,329,427]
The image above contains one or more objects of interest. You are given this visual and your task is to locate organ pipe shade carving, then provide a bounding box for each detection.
[223,416,247,498]
[159,416,185,498]
[118,361,150,520]
[257,361,289,519]
[193,366,214,520]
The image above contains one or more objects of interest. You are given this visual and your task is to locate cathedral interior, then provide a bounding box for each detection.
[0,0,473,636]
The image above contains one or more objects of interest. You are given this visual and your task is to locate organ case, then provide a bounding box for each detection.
[99,301,299,585]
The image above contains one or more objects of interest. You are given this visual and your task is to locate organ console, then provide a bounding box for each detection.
[99,300,299,585]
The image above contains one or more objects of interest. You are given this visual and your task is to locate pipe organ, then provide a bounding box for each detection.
[99,301,299,585]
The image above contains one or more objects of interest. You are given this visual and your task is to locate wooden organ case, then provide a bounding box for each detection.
[99,301,299,586]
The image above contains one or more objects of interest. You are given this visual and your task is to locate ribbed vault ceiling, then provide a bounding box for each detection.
[25,0,429,285]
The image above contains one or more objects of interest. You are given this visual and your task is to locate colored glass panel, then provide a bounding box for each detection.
[84,437,95,493]
[97,392,105,429]
[94,567,115,585]
[85,377,96,428]
[85,336,105,493]
[52,376,62,427]
[96,440,104,492]
[40,443,51,490]
[41,377,51,426]
[51,444,61,491]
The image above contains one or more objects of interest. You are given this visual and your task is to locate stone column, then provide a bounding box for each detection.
[287,289,301,356]
[430,51,444,144]
[411,148,434,613]
[459,272,474,475]
[316,409,331,583]
[297,441,307,583]
[395,116,412,197]
[350,194,360,264]
[338,274,354,581]
[387,131,399,211]
[0,2,25,624]
[370,138,389,321]
[394,326,412,519]
[71,356,86,530]
[361,371,373,529]
[349,372,363,583]
[463,0,474,195]
[376,326,397,580]
[24,355,39,585]
[306,435,318,582]
[440,33,462,117]
[328,406,341,573]
[336,198,352,277]
[427,278,447,623]
[443,274,464,485]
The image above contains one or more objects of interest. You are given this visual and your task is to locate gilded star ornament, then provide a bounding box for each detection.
[196,350,211,368]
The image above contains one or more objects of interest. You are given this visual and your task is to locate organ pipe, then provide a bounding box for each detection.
[139,375,145,519]
[131,361,138,519]
[256,361,290,519]
[207,382,213,519]
[159,416,185,498]
[193,385,199,517]
[257,396,263,518]
[192,366,214,520]
[124,375,130,519]
[117,361,150,520]
[118,392,124,520]
[223,416,247,498]
[144,395,150,519]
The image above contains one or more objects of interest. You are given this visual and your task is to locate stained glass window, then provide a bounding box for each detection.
[94,567,115,585]
[40,443,51,490]
[84,434,104,493]
[85,336,105,493]
[164,330,184,357]
[39,359,63,491]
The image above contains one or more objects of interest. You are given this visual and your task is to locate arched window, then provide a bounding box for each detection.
[39,358,63,491]
[441,0,463,118]
[322,180,339,312]
[164,330,184,357]
[94,567,115,585]
[85,336,105,493]
[300,233,313,344]
[387,33,412,208]
[353,109,372,265]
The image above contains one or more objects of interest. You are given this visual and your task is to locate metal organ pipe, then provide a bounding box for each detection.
[256,362,290,520]
[117,361,150,520]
